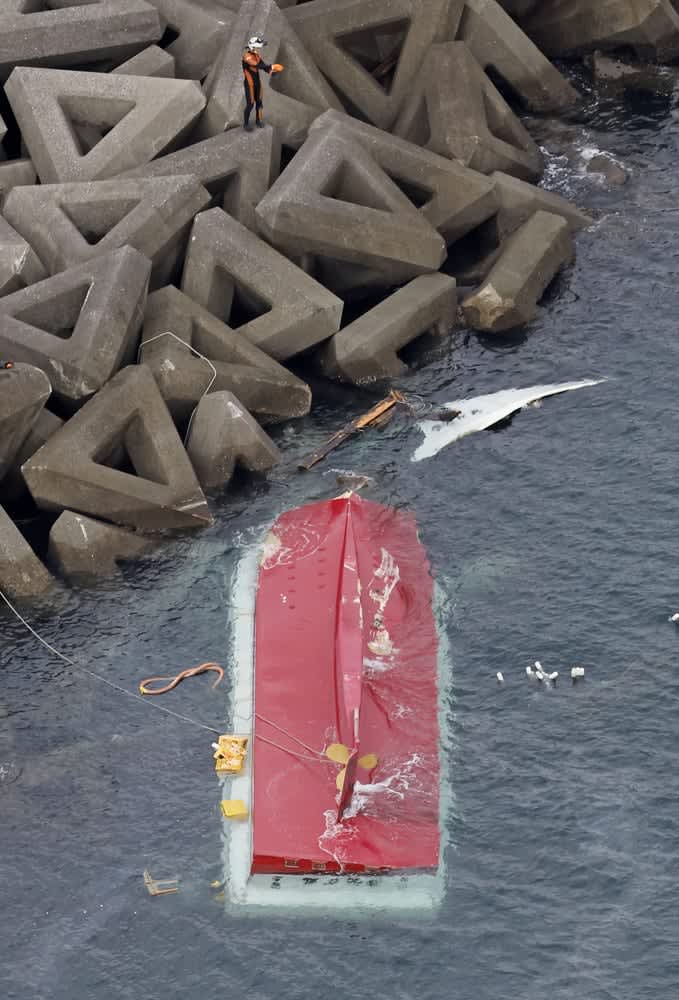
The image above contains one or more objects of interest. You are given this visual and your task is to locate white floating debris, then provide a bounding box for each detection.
[526,665,536,679]
[570,666,585,681]
[411,379,607,461]
[496,671,504,683]
[547,671,559,682]
[669,613,679,623]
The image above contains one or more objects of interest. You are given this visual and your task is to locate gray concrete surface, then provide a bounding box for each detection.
[140,284,311,424]
[185,391,280,492]
[320,272,457,383]
[0,247,151,409]
[48,511,156,579]
[6,66,206,182]
[23,364,212,533]
[0,504,52,599]
[462,210,573,331]
[4,176,210,288]
[181,207,343,360]
[255,127,446,283]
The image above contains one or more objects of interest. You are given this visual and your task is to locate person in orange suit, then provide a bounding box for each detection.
[242,35,283,131]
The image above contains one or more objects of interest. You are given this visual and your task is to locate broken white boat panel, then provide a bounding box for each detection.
[411,379,606,462]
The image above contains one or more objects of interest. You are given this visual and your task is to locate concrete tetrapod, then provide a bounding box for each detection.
[0,0,163,80]
[0,160,36,200]
[320,273,457,383]
[181,208,343,361]
[143,0,234,80]
[0,215,46,297]
[0,505,52,600]
[48,511,156,580]
[185,392,280,493]
[4,176,211,288]
[23,365,212,533]
[198,0,341,146]
[462,210,573,332]
[286,0,449,130]
[123,127,281,234]
[0,363,51,483]
[523,0,679,61]
[491,171,592,236]
[140,285,311,424]
[458,0,578,112]
[309,111,498,246]
[0,248,151,410]
[394,41,544,182]
[5,67,206,183]
[113,45,176,79]
[255,127,446,284]
[0,408,63,504]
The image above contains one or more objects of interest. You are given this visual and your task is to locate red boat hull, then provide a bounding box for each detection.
[253,494,440,875]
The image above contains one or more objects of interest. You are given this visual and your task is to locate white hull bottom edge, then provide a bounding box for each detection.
[219,534,454,914]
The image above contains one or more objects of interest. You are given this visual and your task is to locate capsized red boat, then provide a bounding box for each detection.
[222,493,448,909]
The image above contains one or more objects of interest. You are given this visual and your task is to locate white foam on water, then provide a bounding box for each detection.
[412,378,606,462]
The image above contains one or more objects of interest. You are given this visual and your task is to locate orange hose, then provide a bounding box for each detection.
[139,662,224,696]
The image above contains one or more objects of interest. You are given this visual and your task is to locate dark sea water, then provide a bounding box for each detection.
[3,83,679,1000]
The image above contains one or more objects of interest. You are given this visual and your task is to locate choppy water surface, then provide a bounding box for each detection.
[3,84,679,1000]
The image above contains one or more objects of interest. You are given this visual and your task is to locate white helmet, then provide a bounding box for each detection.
[248,35,265,49]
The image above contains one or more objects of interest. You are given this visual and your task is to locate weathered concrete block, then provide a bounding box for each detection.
[524,0,679,60]
[0,505,52,599]
[394,41,544,182]
[6,67,206,183]
[0,0,163,80]
[255,128,446,284]
[0,215,46,296]
[144,0,234,80]
[320,273,457,383]
[0,159,36,200]
[458,0,578,111]
[48,511,156,579]
[287,0,449,129]
[185,391,280,492]
[0,362,51,482]
[114,44,176,78]
[0,407,62,504]
[309,110,498,246]
[4,176,210,288]
[588,51,674,94]
[462,210,573,332]
[181,208,343,361]
[23,364,211,533]
[123,127,281,233]
[0,247,151,410]
[434,0,466,40]
[492,171,592,235]
[140,285,311,424]
[198,0,341,146]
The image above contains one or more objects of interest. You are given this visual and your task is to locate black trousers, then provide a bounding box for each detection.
[243,74,262,125]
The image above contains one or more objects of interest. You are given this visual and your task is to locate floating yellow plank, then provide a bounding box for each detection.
[221,799,249,819]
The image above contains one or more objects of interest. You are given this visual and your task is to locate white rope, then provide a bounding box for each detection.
[255,712,326,758]
[0,589,221,736]
[137,330,217,445]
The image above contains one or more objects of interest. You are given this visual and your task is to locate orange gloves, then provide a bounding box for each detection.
[271,63,284,73]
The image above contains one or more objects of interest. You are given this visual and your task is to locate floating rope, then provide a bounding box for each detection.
[0,588,221,736]
[139,662,224,696]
